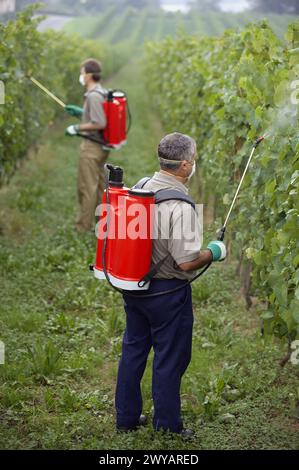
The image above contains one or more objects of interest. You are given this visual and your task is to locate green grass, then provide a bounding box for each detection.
[63,9,298,44]
[63,6,118,39]
[63,15,102,39]
[0,59,298,450]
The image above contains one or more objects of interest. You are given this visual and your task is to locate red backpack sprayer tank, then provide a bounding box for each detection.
[90,134,267,298]
[102,90,128,149]
[93,165,155,290]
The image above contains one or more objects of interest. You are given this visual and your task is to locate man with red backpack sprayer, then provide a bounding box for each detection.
[92,132,227,438]
[65,58,109,233]
[91,131,266,438]
[114,133,227,438]
[29,59,128,233]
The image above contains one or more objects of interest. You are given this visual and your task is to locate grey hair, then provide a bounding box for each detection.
[158,132,196,171]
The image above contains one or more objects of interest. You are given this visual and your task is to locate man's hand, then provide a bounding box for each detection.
[65,104,83,118]
[65,124,80,136]
[178,250,213,272]
[207,240,227,261]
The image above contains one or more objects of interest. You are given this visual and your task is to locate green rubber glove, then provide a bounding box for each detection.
[65,124,80,136]
[65,104,83,118]
[207,240,227,262]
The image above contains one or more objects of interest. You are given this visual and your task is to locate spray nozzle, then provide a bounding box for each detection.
[254,132,270,148]
[254,135,266,148]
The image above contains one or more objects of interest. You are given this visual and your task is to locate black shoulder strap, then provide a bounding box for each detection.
[132,177,151,189]
[137,187,196,288]
[133,179,195,210]
[154,189,195,210]
[138,254,171,288]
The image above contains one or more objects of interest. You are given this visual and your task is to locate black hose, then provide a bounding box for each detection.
[126,95,132,134]
[77,132,108,146]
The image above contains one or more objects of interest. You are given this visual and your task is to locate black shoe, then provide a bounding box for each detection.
[138,414,147,426]
[180,428,195,439]
[117,414,147,433]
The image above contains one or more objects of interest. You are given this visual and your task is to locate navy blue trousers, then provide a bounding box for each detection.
[115,278,193,433]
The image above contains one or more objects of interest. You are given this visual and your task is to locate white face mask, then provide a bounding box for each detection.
[188,161,196,180]
[79,74,85,86]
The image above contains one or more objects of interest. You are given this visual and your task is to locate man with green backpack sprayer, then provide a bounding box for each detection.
[65,58,109,233]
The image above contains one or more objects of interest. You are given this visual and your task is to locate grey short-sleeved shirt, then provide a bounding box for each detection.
[82,85,107,140]
[142,172,202,280]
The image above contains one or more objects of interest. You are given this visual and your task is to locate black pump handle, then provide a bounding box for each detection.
[217,226,226,241]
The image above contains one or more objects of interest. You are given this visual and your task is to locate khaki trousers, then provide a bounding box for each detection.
[76,139,109,232]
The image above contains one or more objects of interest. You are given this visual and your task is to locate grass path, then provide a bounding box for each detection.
[0,60,298,450]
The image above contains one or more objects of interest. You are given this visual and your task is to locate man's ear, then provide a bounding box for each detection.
[175,161,187,175]
[180,160,188,170]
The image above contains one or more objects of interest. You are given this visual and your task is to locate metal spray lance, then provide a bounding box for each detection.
[217,134,267,242]
[29,76,66,108]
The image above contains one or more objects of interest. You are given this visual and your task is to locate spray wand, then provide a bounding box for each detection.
[28,76,108,145]
[217,134,267,242]
[29,77,66,108]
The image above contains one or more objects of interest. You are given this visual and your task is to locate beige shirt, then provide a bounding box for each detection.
[143,172,202,280]
[82,84,107,141]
